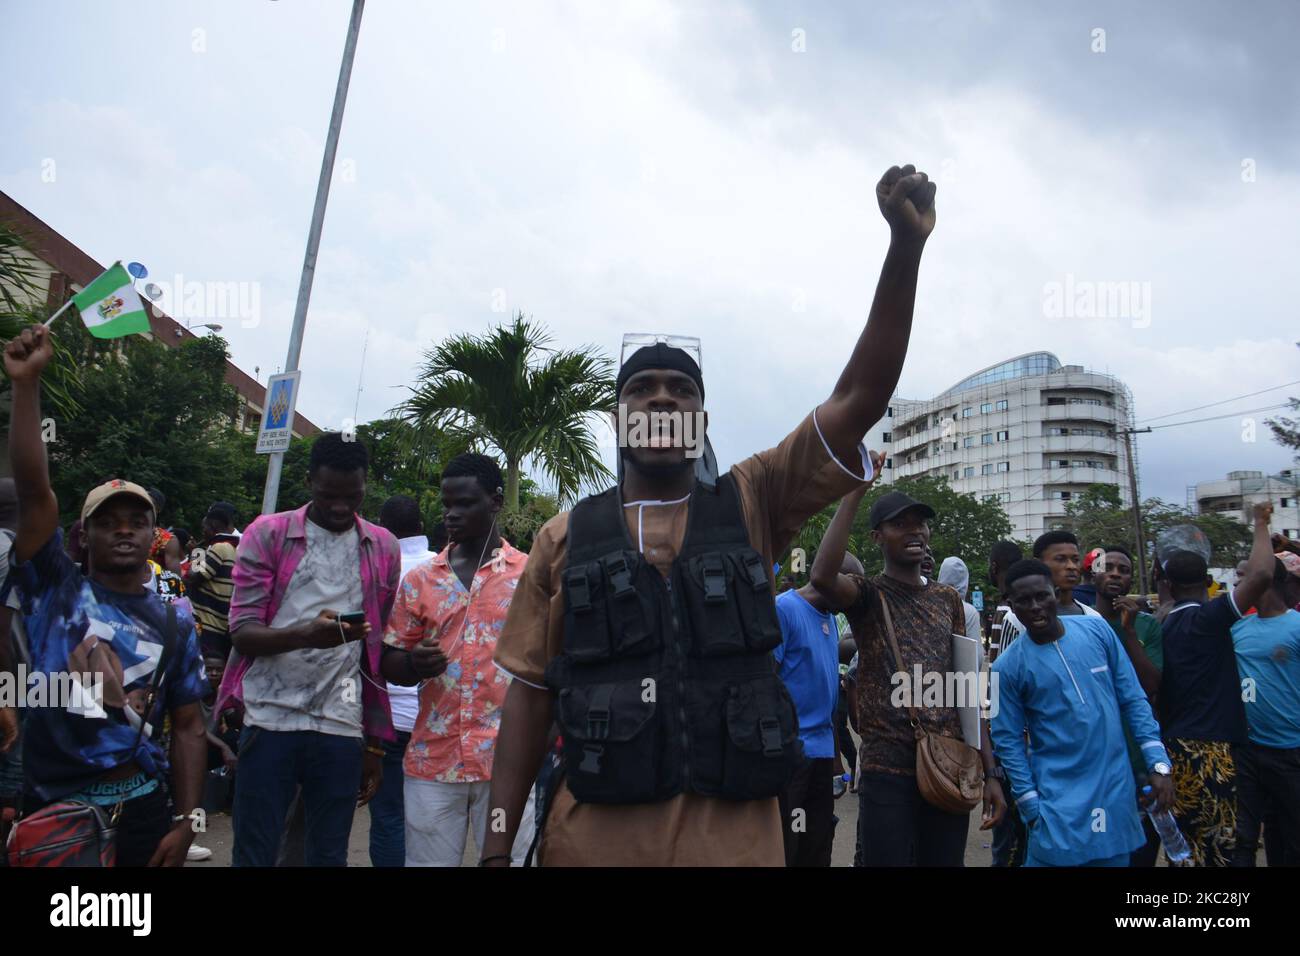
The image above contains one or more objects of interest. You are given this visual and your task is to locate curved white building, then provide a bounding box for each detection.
[1195,470,1300,539]
[863,352,1134,540]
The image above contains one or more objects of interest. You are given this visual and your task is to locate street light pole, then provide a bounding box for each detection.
[260,0,365,516]
[1118,426,1152,594]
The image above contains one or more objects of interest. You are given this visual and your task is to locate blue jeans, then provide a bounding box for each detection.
[368,731,409,867]
[233,727,364,867]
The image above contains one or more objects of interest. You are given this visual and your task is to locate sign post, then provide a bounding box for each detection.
[255,371,303,456]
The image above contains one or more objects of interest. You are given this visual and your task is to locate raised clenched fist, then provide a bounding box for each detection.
[876,164,937,245]
[3,324,54,384]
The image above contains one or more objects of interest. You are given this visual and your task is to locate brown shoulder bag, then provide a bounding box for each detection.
[878,595,983,814]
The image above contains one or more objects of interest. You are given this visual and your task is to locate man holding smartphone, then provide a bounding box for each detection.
[217,432,401,867]
[381,453,533,866]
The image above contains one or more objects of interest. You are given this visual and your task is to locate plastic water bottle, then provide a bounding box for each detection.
[1141,785,1191,864]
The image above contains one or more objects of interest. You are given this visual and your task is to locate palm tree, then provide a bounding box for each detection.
[396,313,615,509]
[0,224,83,425]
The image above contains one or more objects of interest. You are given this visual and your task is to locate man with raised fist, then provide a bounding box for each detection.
[482,164,938,866]
[2,324,208,866]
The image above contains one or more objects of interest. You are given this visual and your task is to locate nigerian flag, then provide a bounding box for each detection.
[70,262,150,338]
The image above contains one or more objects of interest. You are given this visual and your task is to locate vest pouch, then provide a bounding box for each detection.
[727,548,782,652]
[556,680,661,804]
[720,674,800,799]
[600,551,661,657]
[561,561,613,662]
[682,551,748,657]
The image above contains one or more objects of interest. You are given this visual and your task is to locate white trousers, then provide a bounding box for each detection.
[403,777,537,867]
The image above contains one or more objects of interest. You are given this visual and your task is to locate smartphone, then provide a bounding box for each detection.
[338,611,366,629]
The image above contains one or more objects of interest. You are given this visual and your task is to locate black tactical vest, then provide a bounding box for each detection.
[544,475,802,804]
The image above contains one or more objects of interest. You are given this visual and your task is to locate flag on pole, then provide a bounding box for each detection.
[70,262,150,338]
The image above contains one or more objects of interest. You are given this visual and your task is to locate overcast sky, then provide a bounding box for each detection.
[3,0,1297,505]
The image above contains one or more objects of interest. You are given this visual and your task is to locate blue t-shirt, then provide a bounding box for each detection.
[1158,594,1248,745]
[1231,609,1300,749]
[774,590,840,759]
[12,532,208,801]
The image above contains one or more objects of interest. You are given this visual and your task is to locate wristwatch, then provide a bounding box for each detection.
[1152,762,1171,776]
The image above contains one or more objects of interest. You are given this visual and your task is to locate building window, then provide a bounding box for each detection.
[1085,459,1104,468]
[962,407,973,418]
[963,467,974,478]
[997,461,1010,472]
[999,492,1010,503]
[932,415,941,427]
[887,406,893,418]
[1047,427,1068,436]
[881,431,891,443]
[1051,459,1069,469]
[1056,491,1073,501]
[1281,497,1293,508]
[953,471,960,481]
[963,436,974,448]
[885,457,893,469]
[997,430,1009,441]
[980,402,993,414]
[981,464,993,475]
[981,433,993,445]
[995,399,1008,411]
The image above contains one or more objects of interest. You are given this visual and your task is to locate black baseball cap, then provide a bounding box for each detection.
[868,491,936,530]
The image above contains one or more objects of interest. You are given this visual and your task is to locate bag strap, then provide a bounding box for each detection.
[877,594,922,732]
[129,603,178,766]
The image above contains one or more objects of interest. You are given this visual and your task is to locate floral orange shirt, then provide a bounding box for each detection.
[383,539,525,782]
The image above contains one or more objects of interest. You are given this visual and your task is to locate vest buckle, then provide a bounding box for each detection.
[579,743,605,774]
[602,554,636,600]
[759,717,783,757]
[587,706,610,740]
[564,567,593,614]
[741,552,768,592]
[703,554,727,605]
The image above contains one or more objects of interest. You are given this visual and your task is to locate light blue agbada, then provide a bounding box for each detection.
[990,615,1169,866]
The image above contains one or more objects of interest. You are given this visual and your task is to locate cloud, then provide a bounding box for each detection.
[1,0,1294,510]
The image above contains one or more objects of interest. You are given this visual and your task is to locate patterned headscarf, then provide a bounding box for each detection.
[150,527,175,563]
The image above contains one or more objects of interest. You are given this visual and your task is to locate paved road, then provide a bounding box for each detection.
[194,780,997,867]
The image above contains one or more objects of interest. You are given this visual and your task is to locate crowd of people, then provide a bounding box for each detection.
[1,162,1296,868]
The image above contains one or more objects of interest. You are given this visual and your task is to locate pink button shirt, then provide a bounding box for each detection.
[215,504,400,740]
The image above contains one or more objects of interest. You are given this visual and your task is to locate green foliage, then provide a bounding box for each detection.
[45,328,253,532]
[0,222,44,316]
[396,311,615,510]
[784,475,1015,599]
[1,305,84,425]
[1066,482,1252,568]
[0,223,85,423]
[498,492,559,555]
